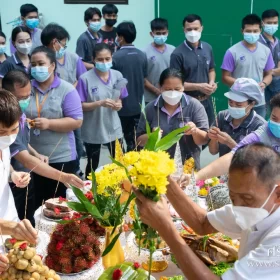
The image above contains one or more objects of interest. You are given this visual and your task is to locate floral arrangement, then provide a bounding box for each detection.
[197,177,220,197]
[46,214,104,274]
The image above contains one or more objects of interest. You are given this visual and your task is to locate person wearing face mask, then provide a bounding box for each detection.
[170,14,217,127]
[100,4,118,53]
[0,89,31,221]
[221,14,275,119]
[25,46,83,210]
[0,27,32,86]
[143,18,175,104]
[0,32,9,65]
[2,70,83,226]
[42,23,87,179]
[76,7,103,70]
[10,4,42,55]
[180,92,280,187]
[137,68,209,169]
[208,78,266,157]
[76,43,128,175]
[134,143,280,280]
[259,9,280,115]
[113,21,148,152]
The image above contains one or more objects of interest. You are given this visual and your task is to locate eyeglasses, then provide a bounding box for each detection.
[58,40,68,49]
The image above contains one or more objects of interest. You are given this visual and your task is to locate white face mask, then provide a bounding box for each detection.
[232,185,277,231]
[0,134,17,150]
[162,90,183,105]
[185,30,201,43]
[16,42,32,55]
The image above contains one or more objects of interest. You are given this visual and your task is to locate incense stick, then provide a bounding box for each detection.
[212,97,218,126]
[29,137,63,174]
[24,184,29,219]
[53,164,64,198]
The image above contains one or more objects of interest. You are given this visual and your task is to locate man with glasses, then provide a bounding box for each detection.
[100,4,119,52]
[10,3,42,54]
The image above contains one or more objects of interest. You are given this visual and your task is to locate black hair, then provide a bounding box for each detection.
[159,68,184,87]
[93,43,112,59]
[270,93,280,109]
[183,14,202,26]
[31,46,57,70]
[84,7,102,22]
[150,18,168,31]
[102,4,118,15]
[116,21,136,44]
[230,143,280,189]
[0,89,22,128]
[0,31,6,40]
[242,14,261,29]
[20,4,38,17]
[41,23,70,47]
[2,70,30,93]
[262,9,279,20]
[11,26,31,43]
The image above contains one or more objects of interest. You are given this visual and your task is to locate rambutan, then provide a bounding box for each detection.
[73,235,84,244]
[81,245,92,254]
[60,249,71,257]
[86,233,97,244]
[45,255,54,269]
[53,263,62,272]
[74,257,88,269]
[87,260,97,268]
[80,223,90,235]
[59,256,72,266]
[73,248,82,257]
[61,264,73,274]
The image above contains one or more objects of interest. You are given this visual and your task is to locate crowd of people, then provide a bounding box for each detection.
[0,3,280,279]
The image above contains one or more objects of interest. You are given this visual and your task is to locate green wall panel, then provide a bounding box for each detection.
[158,0,280,112]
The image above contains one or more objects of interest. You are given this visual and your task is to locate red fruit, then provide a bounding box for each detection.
[54,207,61,215]
[73,248,82,257]
[86,234,97,244]
[45,255,54,268]
[81,245,92,254]
[87,260,97,268]
[9,238,17,245]
[60,249,71,257]
[85,191,93,201]
[61,264,73,274]
[80,223,90,235]
[56,240,64,251]
[113,268,123,280]
[19,242,28,250]
[59,196,67,202]
[73,235,84,244]
[72,212,82,220]
[74,257,88,269]
[59,257,71,265]
[134,262,140,269]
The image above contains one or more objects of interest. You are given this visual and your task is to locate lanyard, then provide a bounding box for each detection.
[35,89,49,118]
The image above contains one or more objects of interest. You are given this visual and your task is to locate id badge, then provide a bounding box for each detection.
[33,128,40,136]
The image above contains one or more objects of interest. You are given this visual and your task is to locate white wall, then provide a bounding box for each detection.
[1,0,154,54]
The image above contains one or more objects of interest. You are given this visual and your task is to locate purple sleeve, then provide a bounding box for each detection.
[76,57,87,80]
[264,52,275,71]
[76,78,88,102]
[10,38,16,55]
[120,87,128,99]
[62,89,83,120]
[221,50,235,72]
[231,132,260,153]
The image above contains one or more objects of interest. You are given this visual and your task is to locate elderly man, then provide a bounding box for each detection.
[135,144,280,279]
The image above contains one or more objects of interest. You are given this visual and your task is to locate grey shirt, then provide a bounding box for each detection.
[170,41,215,98]
[25,75,83,163]
[112,46,148,116]
[143,43,175,103]
[217,109,266,157]
[137,94,209,169]
[76,30,102,64]
[77,68,127,144]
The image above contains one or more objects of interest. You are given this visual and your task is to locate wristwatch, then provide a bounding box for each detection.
[262,81,267,88]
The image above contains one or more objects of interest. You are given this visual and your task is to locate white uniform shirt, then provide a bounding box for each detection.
[207,205,280,279]
[0,148,18,221]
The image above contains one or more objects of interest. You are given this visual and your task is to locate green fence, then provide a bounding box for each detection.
[156,0,280,112]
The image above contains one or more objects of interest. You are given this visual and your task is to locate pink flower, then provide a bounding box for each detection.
[197,180,205,187]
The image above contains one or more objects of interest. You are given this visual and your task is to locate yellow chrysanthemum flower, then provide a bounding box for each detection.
[129,199,136,220]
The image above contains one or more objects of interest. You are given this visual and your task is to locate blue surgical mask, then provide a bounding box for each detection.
[95,62,112,72]
[31,66,52,82]
[244,33,260,44]
[268,120,280,138]
[56,47,66,59]
[0,45,6,54]
[153,35,168,45]
[89,22,102,33]
[19,97,30,112]
[25,18,39,29]
[115,37,121,47]
[228,105,249,119]
[263,24,279,36]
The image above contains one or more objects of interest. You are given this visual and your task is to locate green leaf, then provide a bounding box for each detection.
[83,200,102,220]
[102,232,122,257]
[91,170,99,208]
[56,215,87,224]
[71,186,89,205]
[110,157,132,183]
[67,201,87,212]
[140,104,151,136]
[144,128,161,151]
[155,125,190,151]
